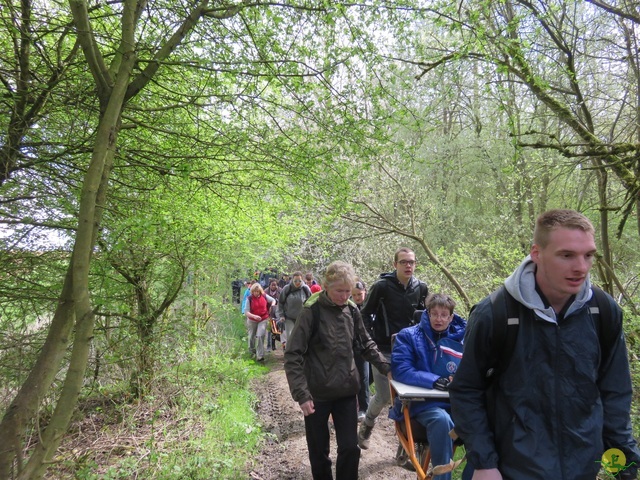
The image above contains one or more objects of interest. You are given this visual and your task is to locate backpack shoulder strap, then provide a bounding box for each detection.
[589,285,617,368]
[302,285,312,300]
[282,284,291,303]
[348,303,358,321]
[374,278,391,336]
[486,285,520,379]
[310,302,321,339]
[487,285,616,379]
[418,281,429,309]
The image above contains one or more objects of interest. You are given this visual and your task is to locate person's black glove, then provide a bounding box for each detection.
[616,469,637,480]
[433,377,451,391]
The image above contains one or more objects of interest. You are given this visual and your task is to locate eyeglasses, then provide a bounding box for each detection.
[293,279,302,284]
[397,260,416,266]
[429,312,452,320]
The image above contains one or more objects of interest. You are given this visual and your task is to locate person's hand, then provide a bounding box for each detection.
[387,372,393,380]
[300,400,315,416]
[472,469,503,480]
[433,376,451,391]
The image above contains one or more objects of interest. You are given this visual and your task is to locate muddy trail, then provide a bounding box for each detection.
[248,347,417,480]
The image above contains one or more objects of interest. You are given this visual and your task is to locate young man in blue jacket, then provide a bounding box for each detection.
[450,209,640,480]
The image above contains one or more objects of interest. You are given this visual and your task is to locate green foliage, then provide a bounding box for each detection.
[425,240,523,315]
[56,308,265,479]
[3,0,640,475]
[0,249,68,399]
[622,308,640,439]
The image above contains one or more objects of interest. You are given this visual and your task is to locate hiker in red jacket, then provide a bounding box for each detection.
[245,282,276,363]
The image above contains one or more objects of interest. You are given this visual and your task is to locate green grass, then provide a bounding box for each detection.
[70,307,268,480]
[145,313,266,479]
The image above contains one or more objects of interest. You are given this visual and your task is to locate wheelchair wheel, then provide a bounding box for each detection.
[395,444,416,472]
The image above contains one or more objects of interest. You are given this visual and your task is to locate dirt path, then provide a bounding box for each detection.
[248,347,416,480]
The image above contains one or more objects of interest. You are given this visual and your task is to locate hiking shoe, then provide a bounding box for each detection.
[358,422,373,449]
[357,411,366,423]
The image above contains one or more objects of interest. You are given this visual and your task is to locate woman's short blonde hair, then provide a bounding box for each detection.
[323,261,356,289]
[250,283,264,295]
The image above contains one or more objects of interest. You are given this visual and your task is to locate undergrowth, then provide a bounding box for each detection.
[37,301,640,479]
[65,305,267,479]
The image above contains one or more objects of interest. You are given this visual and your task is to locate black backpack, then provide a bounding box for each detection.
[483,285,618,380]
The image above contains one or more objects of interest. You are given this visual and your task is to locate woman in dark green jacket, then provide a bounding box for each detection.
[284,261,390,480]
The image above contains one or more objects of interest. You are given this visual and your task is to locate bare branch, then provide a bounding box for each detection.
[585,0,640,25]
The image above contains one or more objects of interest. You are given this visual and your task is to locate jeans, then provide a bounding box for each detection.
[363,352,391,426]
[414,407,454,480]
[304,396,360,480]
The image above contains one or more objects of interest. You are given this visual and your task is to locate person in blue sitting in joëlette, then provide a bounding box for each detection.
[390,293,469,480]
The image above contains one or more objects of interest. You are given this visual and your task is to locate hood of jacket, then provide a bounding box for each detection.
[503,255,592,324]
[379,271,421,290]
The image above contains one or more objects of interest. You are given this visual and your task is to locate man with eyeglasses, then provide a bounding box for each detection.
[358,247,428,452]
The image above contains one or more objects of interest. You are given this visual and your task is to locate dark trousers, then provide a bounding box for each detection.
[304,395,360,480]
[354,353,369,413]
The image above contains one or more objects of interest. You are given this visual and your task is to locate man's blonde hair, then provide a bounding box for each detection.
[533,209,595,248]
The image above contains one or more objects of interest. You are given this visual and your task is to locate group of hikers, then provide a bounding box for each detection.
[252,209,640,480]
[242,272,321,362]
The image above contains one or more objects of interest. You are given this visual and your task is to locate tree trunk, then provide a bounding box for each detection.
[415,238,471,311]
[594,159,613,295]
[16,102,123,479]
[133,280,154,397]
[0,264,75,478]
[0,15,136,476]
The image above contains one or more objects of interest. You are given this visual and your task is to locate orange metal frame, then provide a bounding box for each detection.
[390,382,432,480]
[269,318,281,335]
